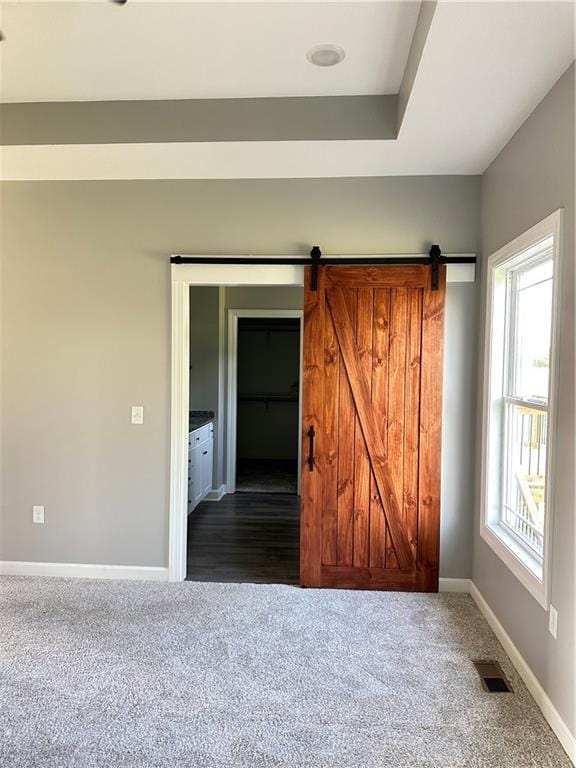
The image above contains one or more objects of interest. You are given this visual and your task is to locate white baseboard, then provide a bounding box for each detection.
[205,484,227,502]
[470,582,575,764]
[0,561,169,582]
[439,577,472,593]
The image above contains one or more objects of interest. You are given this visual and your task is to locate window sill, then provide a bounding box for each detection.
[480,522,548,609]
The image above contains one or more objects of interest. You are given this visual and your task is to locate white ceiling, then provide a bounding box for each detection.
[1,1,574,179]
[398,0,575,172]
[0,1,421,102]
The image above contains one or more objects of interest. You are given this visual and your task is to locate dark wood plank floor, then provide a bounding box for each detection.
[186,493,300,584]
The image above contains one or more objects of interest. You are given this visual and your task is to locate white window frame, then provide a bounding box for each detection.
[480,210,563,609]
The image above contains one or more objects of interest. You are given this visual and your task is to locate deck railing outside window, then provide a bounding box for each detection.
[499,252,552,564]
[502,401,547,557]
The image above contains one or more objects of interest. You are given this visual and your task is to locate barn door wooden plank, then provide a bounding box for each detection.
[321,291,340,566]
[300,266,326,586]
[326,287,416,572]
[353,289,373,567]
[369,289,390,568]
[324,265,429,288]
[404,289,423,558]
[386,288,408,568]
[417,267,446,590]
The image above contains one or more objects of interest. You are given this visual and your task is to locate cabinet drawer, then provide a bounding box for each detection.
[189,422,212,447]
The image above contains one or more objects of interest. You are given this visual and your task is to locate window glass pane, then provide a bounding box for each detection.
[512,260,553,402]
[503,402,546,556]
[516,256,553,289]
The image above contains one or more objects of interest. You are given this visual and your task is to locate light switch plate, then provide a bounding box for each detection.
[131,406,144,425]
[549,605,558,639]
[32,505,45,524]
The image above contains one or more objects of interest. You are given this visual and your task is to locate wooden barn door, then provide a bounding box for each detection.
[300,265,446,591]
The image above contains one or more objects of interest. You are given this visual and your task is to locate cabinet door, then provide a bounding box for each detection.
[201,439,213,496]
[192,446,203,506]
[187,449,195,507]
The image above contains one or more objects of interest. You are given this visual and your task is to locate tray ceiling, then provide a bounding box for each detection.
[0,1,421,102]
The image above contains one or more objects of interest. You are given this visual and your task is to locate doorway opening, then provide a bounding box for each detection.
[185,289,303,584]
[235,317,300,494]
[226,307,303,495]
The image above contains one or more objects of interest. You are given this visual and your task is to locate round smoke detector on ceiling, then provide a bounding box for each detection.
[306,44,346,67]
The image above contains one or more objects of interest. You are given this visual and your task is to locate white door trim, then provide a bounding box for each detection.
[226,309,304,495]
[169,277,190,583]
[169,263,304,582]
[169,257,475,582]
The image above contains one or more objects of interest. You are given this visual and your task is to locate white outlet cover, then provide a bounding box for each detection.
[32,505,45,524]
[549,605,558,639]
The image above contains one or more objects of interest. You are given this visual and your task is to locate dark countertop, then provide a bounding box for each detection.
[189,410,214,432]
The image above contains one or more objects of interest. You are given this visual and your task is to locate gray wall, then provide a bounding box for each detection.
[225,287,302,311]
[189,286,220,481]
[0,176,480,574]
[475,64,575,733]
[0,95,398,145]
[441,282,478,578]
[189,287,219,412]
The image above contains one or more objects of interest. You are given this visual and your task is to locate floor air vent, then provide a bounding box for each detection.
[473,660,513,693]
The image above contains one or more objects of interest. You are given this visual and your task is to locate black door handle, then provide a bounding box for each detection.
[307,426,316,471]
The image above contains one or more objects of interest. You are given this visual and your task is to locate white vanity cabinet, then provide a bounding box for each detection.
[188,422,214,513]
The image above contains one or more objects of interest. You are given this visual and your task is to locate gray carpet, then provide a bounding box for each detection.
[0,578,570,768]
